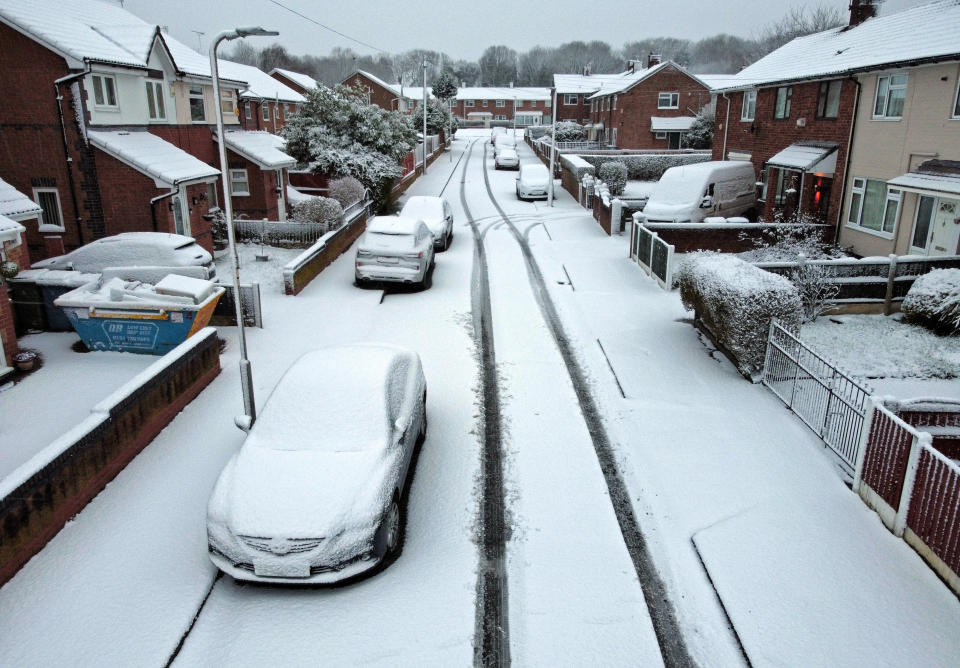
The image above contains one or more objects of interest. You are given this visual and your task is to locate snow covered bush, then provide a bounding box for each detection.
[598,161,627,196]
[789,260,840,323]
[682,106,714,149]
[554,121,587,142]
[292,196,343,228]
[579,153,710,181]
[327,176,365,208]
[677,253,802,377]
[902,269,960,335]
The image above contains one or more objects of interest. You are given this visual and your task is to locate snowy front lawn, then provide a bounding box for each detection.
[214,242,304,293]
[801,314,960,384]
[621,180,656,200]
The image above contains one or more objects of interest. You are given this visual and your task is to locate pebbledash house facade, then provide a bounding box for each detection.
[0,0,300,263]
[713,0,960,257]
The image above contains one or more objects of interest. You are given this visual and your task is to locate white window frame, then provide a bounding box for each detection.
[32,187,65,232]
[482,100,488,107]
[188,85,206,123]
[91,74,118,109]
[741,90,756,121]
[229,168,250,197]
[655,131,667,139]
[564,94,578,105]
[496,99,505,107]
[872,74,907,120]
[145,79,166,121]
[952,76,960,119]
[658,92,679,109]
[774,86,792,119]
[613,95,618,110]
[244,101,252,120]
[495,114,506,121]
[274,101,280,119]
[220,89,236,116]
[846,176,901,236]
[464,99,474,107]
[262,102,270,121]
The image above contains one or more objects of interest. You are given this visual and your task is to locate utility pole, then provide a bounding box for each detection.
[422,57,428,174]
[548,87,557,207]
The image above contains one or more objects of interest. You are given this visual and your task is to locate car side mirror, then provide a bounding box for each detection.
[700,196,714,209]
[234,414,253,432]
[65,261,74,270]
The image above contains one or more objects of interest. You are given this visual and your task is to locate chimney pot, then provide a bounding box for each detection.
[849,0,880,27]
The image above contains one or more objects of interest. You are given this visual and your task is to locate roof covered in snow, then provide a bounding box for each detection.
[888,161,960,196]
[218,61,305,103]
[695,74,744,91]
[87,130,219,187]
[0,177,42,221]
[270,67,320,91]
[553,71,635,94]
[767,142,839,173]
[217,130,295,170]
[650,116,697,131]
[716,0,960,90]
[457,87,551,101]
[0,0,156,68]
[156,33,246,85]
[347,69,403,98]
[588,61,707,99]
[0,213,26,244]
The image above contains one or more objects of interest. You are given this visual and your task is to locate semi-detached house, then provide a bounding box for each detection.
[713,0,960,257]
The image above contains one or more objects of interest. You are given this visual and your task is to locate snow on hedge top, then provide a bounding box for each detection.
[717,0,960,90]
[270,67,320,92]
[0,0,156,68]
[87,130,219,187]
[0,177,42,220]
[685,253,798,296]
[219,130,295,170]
[219,61,305,103]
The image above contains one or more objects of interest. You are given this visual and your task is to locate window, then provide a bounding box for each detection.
[612,128,618,146]
[655,131,667,139]
[262,102,270,121]
[33,187,64,231]
[774,86,792,119]
[146,80,166,121]
[220,90,235,115]
[229,169,250,197]
[464,99,474,107]
[482,100,488,107]
[496,99,505,107]
[912,195,936,249]
[954,78,960,118]
[658,92,679,109]
[816,80,842,118]
[91,74,118,108]
[188,85,205,122]
[873,74,907,119]
[545,97,551,107]
[772,168,800,205]
[274,101,280,118]
[495,114,506,121]
[244,101,252,120]
[564,94,578,105]
[847,177,901,234]
[613,95,618,110]
[741,90,756,121]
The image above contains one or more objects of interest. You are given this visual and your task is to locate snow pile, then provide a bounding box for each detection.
[560,155,595,181]
[598,161,627,196]
[901,269,960,335]
[678,253,802,376]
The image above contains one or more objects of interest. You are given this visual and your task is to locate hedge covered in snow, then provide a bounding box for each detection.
[560,154,596,181]
[677,253,802,377]
[598,161,627,196]
[292,196,343,227]
[578,152,710,181]
[902,268,960,335]
[327,176,365,208]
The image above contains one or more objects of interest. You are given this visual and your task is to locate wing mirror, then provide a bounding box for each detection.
[700,196,714,209]
[394,417,407,435]
[234,414,253,432]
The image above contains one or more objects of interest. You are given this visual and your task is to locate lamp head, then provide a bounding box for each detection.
[231,27,279,39]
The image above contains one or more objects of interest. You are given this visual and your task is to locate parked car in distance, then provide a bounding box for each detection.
[516,164,551,201]
[399,196,454,250]
[495,148,519,170]
[206,344,427,584]
[490,126,506,144]
[355,216,435,289]
[641,161,757,224]
[493,133,516,156]
[31,232,216,278]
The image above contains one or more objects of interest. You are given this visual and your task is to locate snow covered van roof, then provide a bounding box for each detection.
[270,68,320,91]
[219,62,306,103]
[0,178,42,221]
[87,130,219,188]
[715,0,960,91]
[0,0,157,69]
[216,130,296,170]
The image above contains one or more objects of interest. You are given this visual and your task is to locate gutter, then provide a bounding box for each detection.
[54,65,91,245]
[834,76,862,236]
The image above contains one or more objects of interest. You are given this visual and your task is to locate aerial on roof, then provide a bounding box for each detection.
[216,130,296,170]
[219,62,305,103]
[87,130,219,188]
[0,177,43,221]
[270,67,320,91]
[716,0,960,90]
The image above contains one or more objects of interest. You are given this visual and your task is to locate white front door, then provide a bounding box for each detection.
[928,198,960,256]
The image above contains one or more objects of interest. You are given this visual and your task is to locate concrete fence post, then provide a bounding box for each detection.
[894,432,928,537]
[611,198,623,235]
[884,254,899,316]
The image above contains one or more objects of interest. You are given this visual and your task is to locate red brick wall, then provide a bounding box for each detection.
[227,153,286,221]
[555,93,591,123]
[342,73,399,112]
[0,243,27,365]
[713,80,855,225]
[237,99,289,133]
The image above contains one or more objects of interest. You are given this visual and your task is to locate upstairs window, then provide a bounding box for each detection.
[496,99,505,107]
[873,74,907,119]
[188,85,206,122]
[146,80,166,121]
[482,99,488,107]
[564,94,578,105]
[91,74,118,108]
[774,86,792,119]
[816,80,842,118]
[613,95,618,110]
[464,99,474,107]
[220,90,235,116]
[658,92,679,109]
[741,90,756,121]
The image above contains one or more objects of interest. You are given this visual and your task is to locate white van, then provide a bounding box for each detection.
[641,161,757,223]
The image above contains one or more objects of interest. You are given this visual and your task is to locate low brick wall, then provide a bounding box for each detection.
[594,196,613,235]
[644,222,834,254]
[283,206,369,296]
[0,328,220,587]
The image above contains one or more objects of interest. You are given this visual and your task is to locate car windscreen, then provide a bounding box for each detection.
[649,171,706,206]
[365,232,415,250]
[400,200,442,220]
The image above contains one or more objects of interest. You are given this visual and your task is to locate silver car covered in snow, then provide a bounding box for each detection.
[355,216,435,289]
[399,196,454,250]
[31,232,215,278]
[206,344,427,584]
[516,163,551,201]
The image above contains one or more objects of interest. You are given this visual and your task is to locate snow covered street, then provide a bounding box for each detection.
[2,131,959,667]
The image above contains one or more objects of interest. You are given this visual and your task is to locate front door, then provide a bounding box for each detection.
[928,198,960,256]
[668,132,681,150]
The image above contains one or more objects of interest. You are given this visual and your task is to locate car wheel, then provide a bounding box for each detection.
[421,267,433,290]
[375,496,403,557]
[443,231,451,250]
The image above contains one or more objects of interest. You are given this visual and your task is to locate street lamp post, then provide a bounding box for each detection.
[422,58,429,174]
[210,26,278,427]
[548,87,557,207]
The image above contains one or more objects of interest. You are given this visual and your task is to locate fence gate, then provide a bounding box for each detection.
[762,321,872,474]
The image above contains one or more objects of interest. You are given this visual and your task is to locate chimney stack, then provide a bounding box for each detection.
[849,0,880,27]
[647,52,661,68]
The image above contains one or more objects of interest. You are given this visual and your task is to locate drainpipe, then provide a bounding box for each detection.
[54,65,91,245]
[150,188,178,233]
[720,92,731,160]
[834,77,862,238]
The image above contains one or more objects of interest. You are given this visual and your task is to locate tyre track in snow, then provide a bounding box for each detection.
[460,138,511,668]
[479,142,694,668]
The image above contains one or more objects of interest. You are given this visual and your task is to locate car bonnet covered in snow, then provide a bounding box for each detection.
[399,196,444,223]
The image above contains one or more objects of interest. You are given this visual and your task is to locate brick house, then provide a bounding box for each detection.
[341,70,415,112]
[713,0,960,252]
[450,87,552,126]
[553,70,639,124]
[587,59,713,150]
[226,62,305,135]
[0,178,37,373]
[270,67,320,97]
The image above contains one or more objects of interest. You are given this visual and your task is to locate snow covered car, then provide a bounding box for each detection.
[493,133,516,156]
[516,164,551,201]
[495,147,519,170]
[399,196,454,250]
[31,232,216,279]
[355,216,435,289]
[490,126,506,144]
[206,344,428,584]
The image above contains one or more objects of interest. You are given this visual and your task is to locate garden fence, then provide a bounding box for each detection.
[629,214,674,289]
[234,219,332,248]
[762,320,872,475]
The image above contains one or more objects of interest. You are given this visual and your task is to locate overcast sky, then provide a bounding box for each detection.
[122,0,932,61]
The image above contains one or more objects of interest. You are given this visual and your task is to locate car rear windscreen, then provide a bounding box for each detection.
[366,232,415,251]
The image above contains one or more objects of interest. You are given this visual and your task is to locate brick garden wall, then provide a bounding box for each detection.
[284,206,368,295]
[0,328,220,587]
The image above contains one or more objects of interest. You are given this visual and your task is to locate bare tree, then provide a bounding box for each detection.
[479,45,518,85]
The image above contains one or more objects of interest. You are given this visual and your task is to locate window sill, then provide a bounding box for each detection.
[870,116,902,122]
[231,192,251,197]
[38,224,66,234]
[94,106,120,112]
[843,223,894,239]
[740,118,754,123]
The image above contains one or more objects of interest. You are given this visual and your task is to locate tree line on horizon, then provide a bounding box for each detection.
[226,4,844,89]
